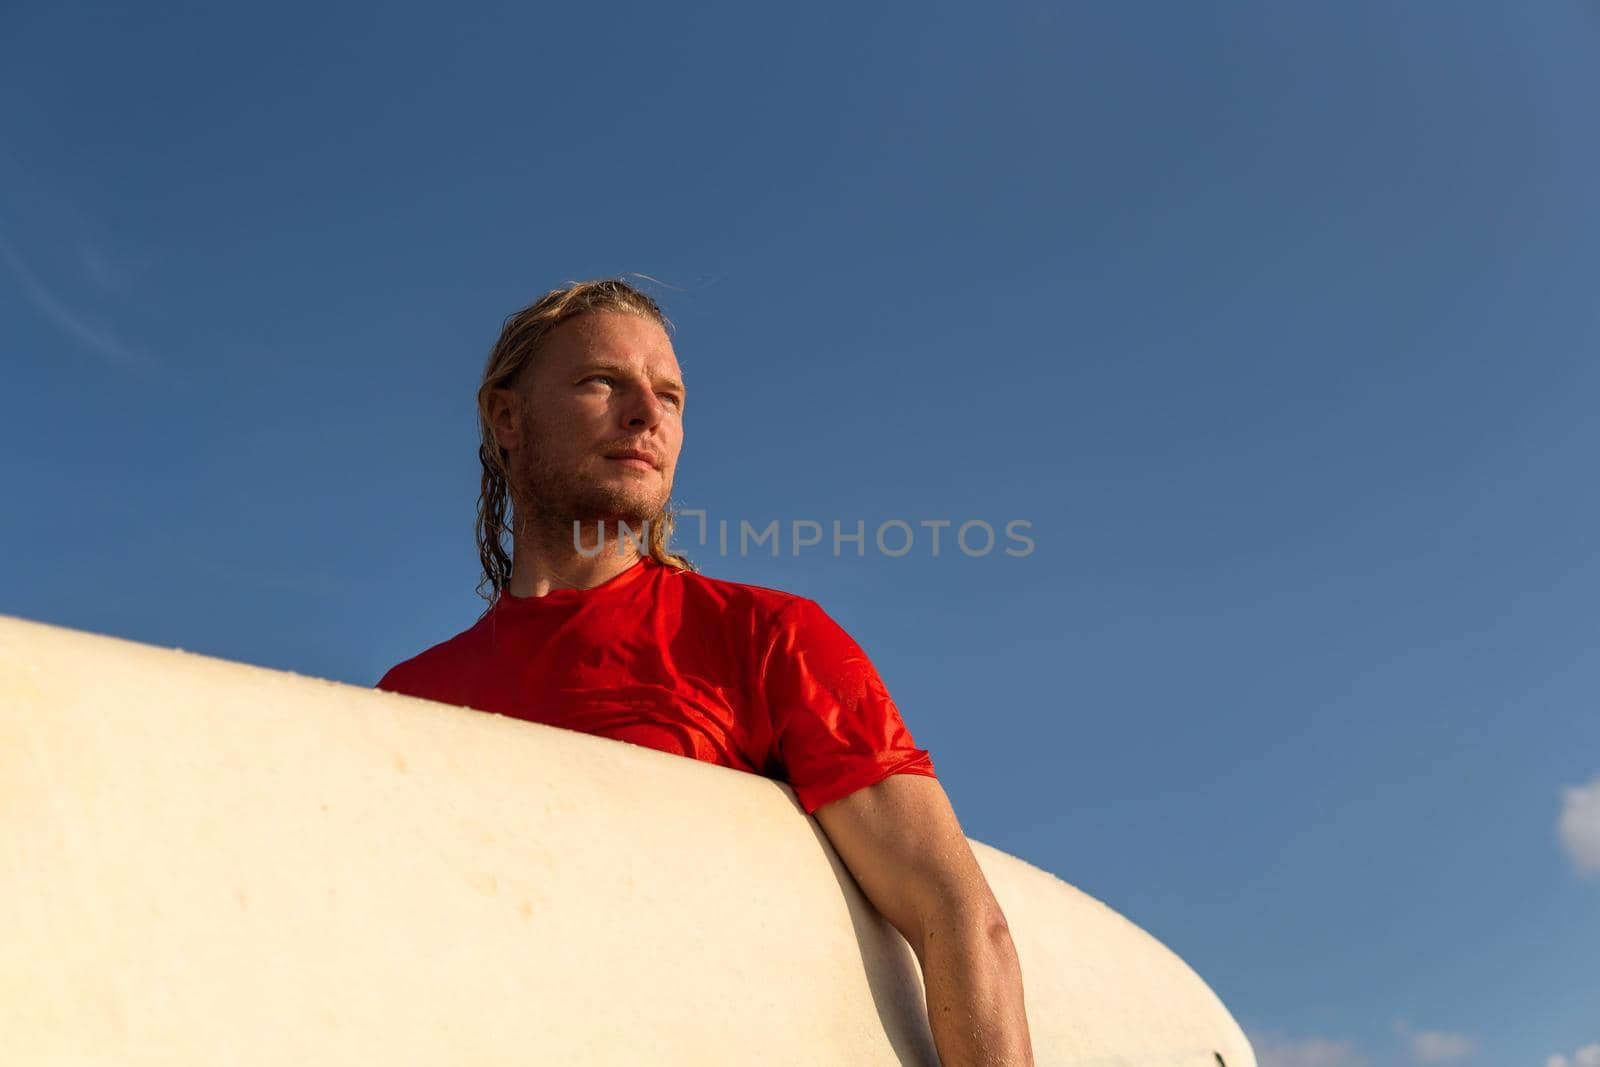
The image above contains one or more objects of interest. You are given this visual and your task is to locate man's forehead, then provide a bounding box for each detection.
[546,311,679,370]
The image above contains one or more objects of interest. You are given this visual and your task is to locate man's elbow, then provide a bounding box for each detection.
[977,904,1018,960]
[915,891,1013,956]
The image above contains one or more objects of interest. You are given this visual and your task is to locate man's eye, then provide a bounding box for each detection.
[659,393,682,408]
[584,375,614,386]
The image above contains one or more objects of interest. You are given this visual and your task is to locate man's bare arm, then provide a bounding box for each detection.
[813,774,1034,1066]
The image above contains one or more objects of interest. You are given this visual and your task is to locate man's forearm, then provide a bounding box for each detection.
[916,904,1034,1066]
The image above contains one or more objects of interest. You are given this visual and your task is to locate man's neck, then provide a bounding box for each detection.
[505,519,646,599]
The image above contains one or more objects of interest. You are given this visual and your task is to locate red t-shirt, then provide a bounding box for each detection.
[375,556,936,814]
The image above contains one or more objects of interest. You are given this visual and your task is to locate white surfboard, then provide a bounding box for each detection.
[0,614,1255,1066]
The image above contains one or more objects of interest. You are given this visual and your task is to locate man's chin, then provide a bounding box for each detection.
[514,480,670,543]
[569,513,662,533]
[567,494,671,534]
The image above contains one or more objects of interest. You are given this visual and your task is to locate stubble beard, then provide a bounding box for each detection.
[507,416,670,553]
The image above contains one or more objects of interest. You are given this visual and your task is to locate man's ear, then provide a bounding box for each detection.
[485,386,523,451]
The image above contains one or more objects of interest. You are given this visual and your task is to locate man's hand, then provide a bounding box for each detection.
[813,774,1034,1066]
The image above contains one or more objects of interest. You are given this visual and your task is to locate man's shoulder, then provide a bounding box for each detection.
[663,563,816,623]
[374,612,490,697]
[659,565,864,668]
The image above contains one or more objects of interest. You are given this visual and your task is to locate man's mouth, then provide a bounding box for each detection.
[605,450,658,470]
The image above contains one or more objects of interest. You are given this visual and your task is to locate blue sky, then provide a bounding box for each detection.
[3,2,1597,1063]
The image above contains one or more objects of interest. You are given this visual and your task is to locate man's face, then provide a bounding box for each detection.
[491,310,685,533]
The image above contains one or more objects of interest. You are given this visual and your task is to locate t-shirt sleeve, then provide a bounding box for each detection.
[375,660,419,695]
[374,655,456,705]
[760,598,937,815]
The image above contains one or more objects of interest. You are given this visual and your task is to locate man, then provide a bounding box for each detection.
[377,278,1033,1065]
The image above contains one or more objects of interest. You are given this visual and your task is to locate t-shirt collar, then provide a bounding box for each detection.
[493,555,655,613]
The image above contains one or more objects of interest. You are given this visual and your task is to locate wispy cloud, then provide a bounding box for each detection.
[1559,775,1600,877]
[1546,1043,1600,1067]
[0,231,153,370]
[79,241,129,294]
[1248,1030,1365,1067]
[1393,1019,1474,1063]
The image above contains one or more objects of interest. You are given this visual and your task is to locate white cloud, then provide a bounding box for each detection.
[1248,1030,1365,1067]
[1546,1043,1600,1067]
[0,231,151,370]
[1560,777,1600,876]
[80,241,127,294]
[1408,1030,1473,1063]
[1392,1019,1473,1063]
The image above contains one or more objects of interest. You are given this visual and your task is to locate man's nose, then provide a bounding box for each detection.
[621,385,669,429]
